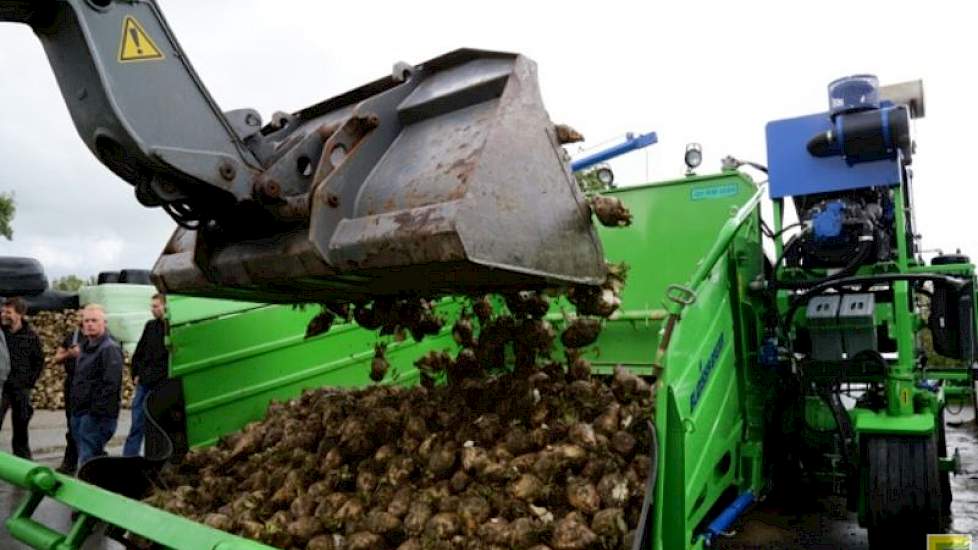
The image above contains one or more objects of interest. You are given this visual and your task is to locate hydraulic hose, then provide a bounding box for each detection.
[782,273,968,336]
[772,227,875,290]
[631,420,659,550]
[814,383,857,466]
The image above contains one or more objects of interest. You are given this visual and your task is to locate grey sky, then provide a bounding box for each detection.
[1,1,976,280]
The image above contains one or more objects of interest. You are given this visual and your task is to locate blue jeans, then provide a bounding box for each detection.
[70,413,118,467]
[123,383,150,457]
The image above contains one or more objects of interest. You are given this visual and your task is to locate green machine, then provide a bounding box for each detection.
[0,69,972,550]
[0,170,777,549]
[761,74,973,547]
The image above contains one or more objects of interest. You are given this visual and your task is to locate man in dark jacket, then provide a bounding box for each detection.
[123,293,168,457]
[0,329,9,393]
[71,304,124,467]
[53,323,82,473]
[0,297,45,459]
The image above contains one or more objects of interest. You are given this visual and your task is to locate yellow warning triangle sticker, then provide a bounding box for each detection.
[118,16,164,63]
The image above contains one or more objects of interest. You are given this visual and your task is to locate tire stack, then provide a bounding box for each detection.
[0,257,48,296]
[0,256,82,314]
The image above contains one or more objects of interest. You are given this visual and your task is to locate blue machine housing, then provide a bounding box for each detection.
[767,74,908,200]
[765,111,903,199]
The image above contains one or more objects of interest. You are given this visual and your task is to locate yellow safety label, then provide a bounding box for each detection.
[927,533,972,550]
[901,388,910,407]
[118,16,164,63]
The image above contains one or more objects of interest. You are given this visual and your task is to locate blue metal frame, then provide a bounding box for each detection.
[571,131,658,172]
[765,112,901,198]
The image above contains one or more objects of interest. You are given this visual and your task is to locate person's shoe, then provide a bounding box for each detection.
[56,464,76,475]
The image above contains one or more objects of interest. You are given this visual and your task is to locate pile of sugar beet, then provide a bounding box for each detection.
[145,196,654,550]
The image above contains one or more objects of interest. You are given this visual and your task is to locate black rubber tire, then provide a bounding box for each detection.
[0,256,48,296]
[24,289,80,314]
[864,434,946,549]
[97,271,121,285]
[932,253,970,266]
[936,408,953,519]
[118,269,152,285]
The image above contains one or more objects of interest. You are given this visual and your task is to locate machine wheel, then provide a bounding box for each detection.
[864,434,946,549]
[936,408,952,519]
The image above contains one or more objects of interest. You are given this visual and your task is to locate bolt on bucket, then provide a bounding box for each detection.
[153,50,606,302]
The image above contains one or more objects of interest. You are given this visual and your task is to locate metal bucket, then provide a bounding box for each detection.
[153,50,605,302]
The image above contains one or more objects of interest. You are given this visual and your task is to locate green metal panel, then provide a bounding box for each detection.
[668,268,743,531]
[166,295,266,325]
[171,299,467,447]
[600,174,759,312]
[634,175,769,549]
[852,409,935,435]
[652,218,769,547]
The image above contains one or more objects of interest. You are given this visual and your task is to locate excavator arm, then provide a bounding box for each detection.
[1,0,605,303]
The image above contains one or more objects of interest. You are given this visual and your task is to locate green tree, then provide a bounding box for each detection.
[0,191,14,240]
[53,275,90,292]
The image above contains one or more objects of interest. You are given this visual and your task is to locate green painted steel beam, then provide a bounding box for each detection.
[852,409,935,435]
[0,454,274,550]
[907,263,976,275]
[924,368,973,382]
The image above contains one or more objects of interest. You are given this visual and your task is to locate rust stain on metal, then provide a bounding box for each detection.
[392,207,439,232]
[270,195,309,220]
[316,121,342,141]
[326,194,340,208]
[218,160,236,181]
[311,114,381,195]
[446,153,478,185]
[255,177,282,200]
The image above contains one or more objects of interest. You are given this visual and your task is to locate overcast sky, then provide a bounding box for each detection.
[1,1,976,280]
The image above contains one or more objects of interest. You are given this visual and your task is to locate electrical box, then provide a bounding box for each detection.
[838,293,877,356]
[807,295,843,361]
[806,293,879,361]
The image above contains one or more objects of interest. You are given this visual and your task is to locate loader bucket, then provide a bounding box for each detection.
[153,49,606,303]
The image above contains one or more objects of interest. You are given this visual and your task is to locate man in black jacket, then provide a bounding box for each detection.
[71,304,124,467]
[123,293,168,457]
[53,323,82,473]
[0,297,44,459]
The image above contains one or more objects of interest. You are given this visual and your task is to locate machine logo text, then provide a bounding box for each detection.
[690,332,726,411]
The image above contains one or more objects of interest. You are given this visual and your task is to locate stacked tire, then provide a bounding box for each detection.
[2,258,153,314]
[97,269,152,286]
[0,257,48,296]
[24,290,80,314]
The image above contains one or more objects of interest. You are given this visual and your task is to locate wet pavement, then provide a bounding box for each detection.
[720,404,978,549]
[947,405,978,537]
[1,409,131,550]
[0,406,976,549]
